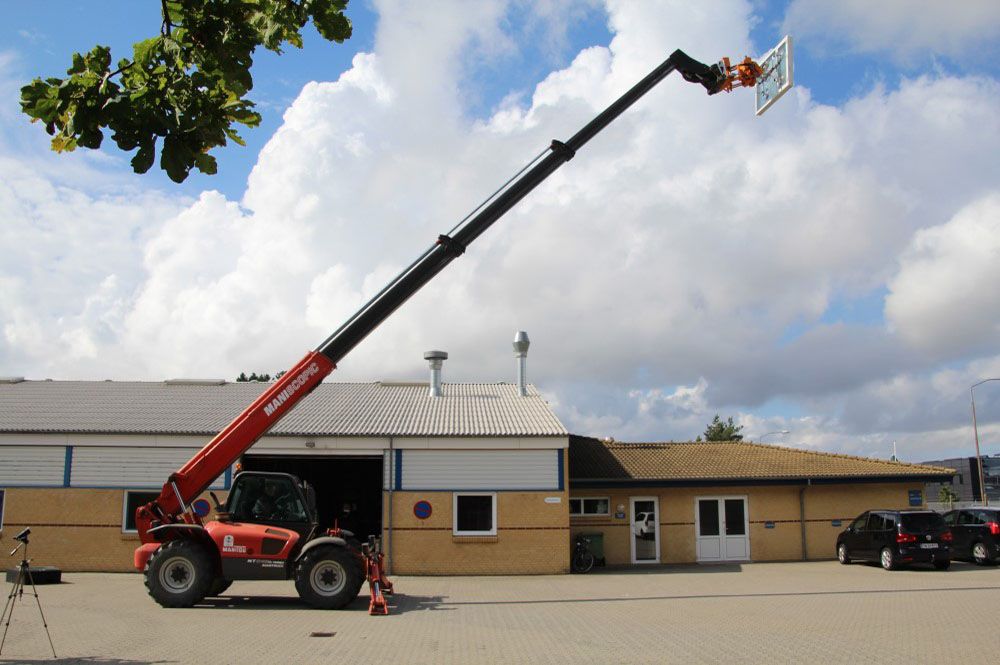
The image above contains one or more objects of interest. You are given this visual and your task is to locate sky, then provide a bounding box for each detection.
[2,0,999,462]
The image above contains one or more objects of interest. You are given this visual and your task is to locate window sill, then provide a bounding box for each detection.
[452,535,498,543]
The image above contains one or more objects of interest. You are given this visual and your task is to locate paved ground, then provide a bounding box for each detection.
[1,560,998,664]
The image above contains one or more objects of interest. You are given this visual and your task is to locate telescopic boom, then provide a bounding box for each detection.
[136,48,753,541]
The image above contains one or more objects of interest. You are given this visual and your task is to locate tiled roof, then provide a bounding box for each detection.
[569,436,955,483]
[0,380,566,437]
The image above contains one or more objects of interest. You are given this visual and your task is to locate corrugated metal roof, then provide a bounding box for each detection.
[569,436,955,482]
[0,380,567,437]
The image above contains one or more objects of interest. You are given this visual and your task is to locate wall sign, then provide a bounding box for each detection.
[908,489,923,507]
[192,498,211,517]
[764,521,775,529]
[831,519,842,527]
[413,500,432,519]
[544,497,561,504]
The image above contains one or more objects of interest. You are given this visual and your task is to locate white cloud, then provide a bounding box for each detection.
[3,1,1000,460]
[783,0,1000,61]
[885,195,1000,357]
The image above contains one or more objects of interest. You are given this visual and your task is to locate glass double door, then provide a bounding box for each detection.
[696,496,749,561]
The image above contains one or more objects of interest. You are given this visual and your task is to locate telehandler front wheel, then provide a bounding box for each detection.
[144,539,213,607]
[295,546,362,609]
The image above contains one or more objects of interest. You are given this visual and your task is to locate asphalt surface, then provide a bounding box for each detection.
[1,560,998,664]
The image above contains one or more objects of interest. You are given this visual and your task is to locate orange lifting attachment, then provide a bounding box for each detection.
[714,56,765,93]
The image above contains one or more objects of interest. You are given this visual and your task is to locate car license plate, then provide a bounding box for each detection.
[920,543,938,549]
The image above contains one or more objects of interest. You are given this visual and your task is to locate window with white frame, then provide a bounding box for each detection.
[453,492,496,536]
[569,497,610,516]
[122,490,159,533]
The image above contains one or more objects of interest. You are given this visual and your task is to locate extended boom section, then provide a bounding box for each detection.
[133,44,779,612]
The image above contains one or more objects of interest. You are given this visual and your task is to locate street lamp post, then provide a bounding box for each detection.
[971,379,999,507]
[759,430,791,443]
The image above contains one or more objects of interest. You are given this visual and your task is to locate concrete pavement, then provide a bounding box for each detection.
[1,560,997,664]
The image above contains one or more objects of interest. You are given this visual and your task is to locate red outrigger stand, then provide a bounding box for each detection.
[363,536,393,615]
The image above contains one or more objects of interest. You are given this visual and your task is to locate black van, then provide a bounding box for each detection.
[836,510,952,570]
[942,507,1000,565]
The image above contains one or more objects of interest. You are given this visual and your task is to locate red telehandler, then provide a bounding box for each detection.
[133,46,778,612]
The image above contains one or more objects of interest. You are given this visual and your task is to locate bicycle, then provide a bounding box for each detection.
[571,536,595,573]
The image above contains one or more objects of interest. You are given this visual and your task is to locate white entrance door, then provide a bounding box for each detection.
[696,496,750,562]
[630,497,660,564]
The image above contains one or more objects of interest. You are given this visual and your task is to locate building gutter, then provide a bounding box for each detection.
[569,474,954,488]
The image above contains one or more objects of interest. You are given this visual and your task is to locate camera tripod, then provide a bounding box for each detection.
[1,532,56,658]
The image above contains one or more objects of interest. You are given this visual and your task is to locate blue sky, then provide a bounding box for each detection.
[2,1,999,460]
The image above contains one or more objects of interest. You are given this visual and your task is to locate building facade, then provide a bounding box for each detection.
[569,437,955,565]
[921,455,1000,504]
[0,378,569,574]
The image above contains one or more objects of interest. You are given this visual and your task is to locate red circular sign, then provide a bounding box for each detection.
[413,500,432,519]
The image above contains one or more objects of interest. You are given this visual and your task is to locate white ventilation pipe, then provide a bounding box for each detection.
[423,350,448,397]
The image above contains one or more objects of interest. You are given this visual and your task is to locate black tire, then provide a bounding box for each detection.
[572,551,595,574]
[144,540,213,608]
[933,559,951,570]
[972,542,993,566]
[208,577,232,597]
[880,547,898,571]
[294,546,362,609]
[837,543,851,564]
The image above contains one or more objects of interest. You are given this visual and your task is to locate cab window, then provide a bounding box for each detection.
[228,475,308,522]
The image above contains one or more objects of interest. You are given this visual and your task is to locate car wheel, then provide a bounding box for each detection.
[971,541,993,565]
[880,547,897,571]
[933,559,951,570]
[837,543,851,564]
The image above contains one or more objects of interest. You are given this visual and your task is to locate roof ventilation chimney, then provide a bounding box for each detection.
[513,331,530,396]
[423,350,448,397]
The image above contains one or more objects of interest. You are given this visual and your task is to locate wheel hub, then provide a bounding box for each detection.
[159,556,195,592]
[311,561,347,596]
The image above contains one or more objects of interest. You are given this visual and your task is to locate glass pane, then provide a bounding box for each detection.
[584,498,609,515]
[724,499,745,536]
[851,514,868,530]
[699,500,719,536]
[943,511,957,525]
[457,495,493,532]
[900,513,944,532]
[568,498,581,515]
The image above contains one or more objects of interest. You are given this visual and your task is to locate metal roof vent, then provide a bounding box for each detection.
[513,331,530,397]
[423,350,448,397]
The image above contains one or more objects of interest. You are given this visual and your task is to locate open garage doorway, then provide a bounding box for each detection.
[241,455,383,541]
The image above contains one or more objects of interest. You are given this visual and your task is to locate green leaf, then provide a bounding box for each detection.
[193,152,218,175]
[133,37,160,69]
[160,135,194,183]
[131,137,156,173]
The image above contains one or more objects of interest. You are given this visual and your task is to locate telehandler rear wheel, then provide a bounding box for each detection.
[295,546,361,609]
[208,577,233,597]
[144,540,213,607]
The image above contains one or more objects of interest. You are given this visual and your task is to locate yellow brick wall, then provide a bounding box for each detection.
[382,490,569,574]
[382,454,571,575]
[570,482,926,565]
[0,488,227,572]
